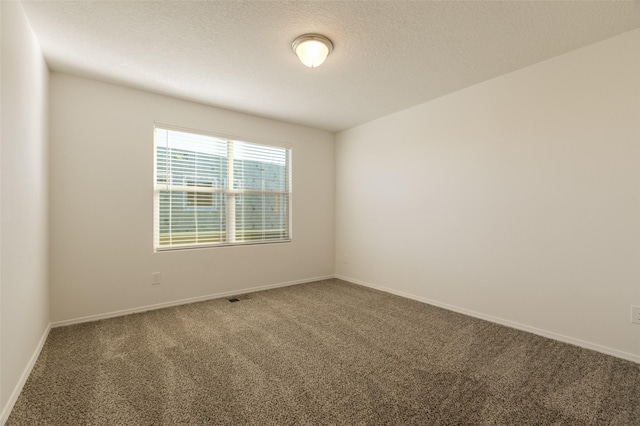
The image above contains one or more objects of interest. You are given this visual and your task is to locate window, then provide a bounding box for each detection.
[154,126,291,250]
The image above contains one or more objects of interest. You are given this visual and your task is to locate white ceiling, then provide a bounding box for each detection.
[21,0,640,132]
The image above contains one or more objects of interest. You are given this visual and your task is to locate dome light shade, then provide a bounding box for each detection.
[292,34,333,68]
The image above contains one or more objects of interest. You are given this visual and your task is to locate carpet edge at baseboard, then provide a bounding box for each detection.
[50,274,336,328]
[0,323,51,426]
[334,274,640,365]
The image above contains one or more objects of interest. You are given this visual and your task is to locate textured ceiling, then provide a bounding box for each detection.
[21,0,640,132]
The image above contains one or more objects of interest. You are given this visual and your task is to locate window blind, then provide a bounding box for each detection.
[154,127,291,250]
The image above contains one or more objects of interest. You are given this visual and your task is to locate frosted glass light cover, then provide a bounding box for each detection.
[296,40,329,67]
[292,34,333,68]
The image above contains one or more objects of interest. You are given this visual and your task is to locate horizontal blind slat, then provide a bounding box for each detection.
[154,126,291,249]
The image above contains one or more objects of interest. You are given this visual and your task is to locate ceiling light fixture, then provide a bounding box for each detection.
[292,34,333,68]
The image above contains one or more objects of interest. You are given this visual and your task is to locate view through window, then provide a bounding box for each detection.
[154,126,291,250]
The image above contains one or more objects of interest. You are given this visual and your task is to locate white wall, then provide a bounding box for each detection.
[0,0,50,420]
[49,73,335,323]
[336,29,640,361]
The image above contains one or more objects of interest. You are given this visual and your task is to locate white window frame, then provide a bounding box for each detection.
[182,175,219,212]
[153,124,292,251]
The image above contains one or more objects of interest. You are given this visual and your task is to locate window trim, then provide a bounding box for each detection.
[153,123,293,252]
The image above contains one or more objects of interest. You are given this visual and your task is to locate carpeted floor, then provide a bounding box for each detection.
[7,279,640,425]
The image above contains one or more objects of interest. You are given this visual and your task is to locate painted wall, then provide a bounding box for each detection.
[335,29,640,361]
[49,74,335,322]
[0,1,50,418]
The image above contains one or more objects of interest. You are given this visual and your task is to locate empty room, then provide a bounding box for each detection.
[2,0,640,424]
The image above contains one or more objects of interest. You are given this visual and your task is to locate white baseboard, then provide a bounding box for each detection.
[51,275,335,328]
[335,274,640,365]
[1,323,51,425]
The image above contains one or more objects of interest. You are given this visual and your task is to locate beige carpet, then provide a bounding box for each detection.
[7,279,640,425]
